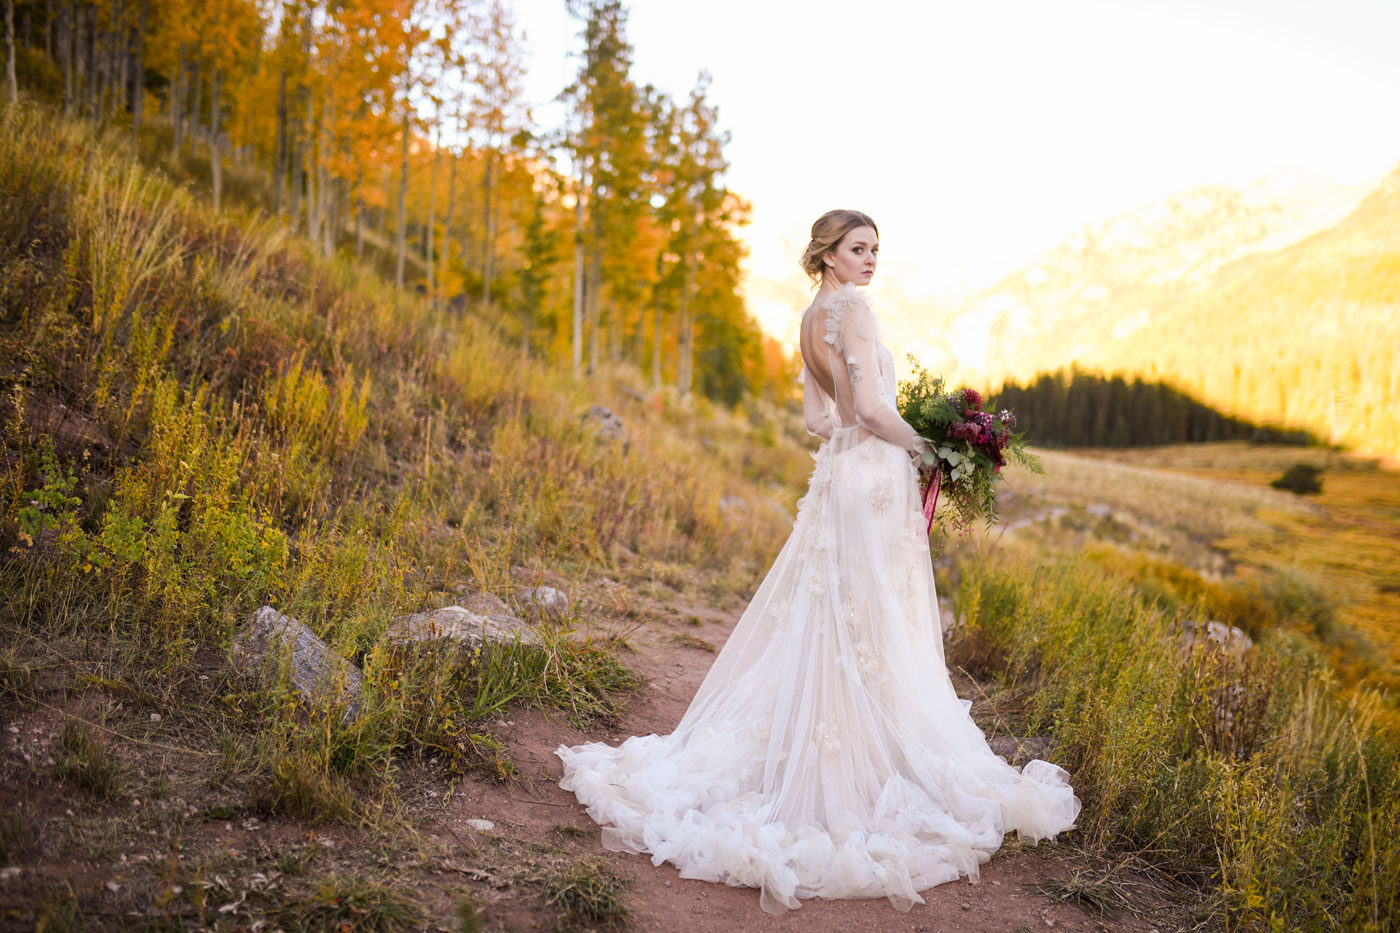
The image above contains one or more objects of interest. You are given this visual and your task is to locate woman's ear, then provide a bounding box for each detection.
[822,252,835,268]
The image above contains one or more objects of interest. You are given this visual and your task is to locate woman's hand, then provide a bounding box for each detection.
[909,436,937,476]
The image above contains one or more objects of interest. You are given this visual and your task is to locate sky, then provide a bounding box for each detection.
[509,0,1400,344]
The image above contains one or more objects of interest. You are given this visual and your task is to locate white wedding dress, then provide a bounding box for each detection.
[555,284,1081,914]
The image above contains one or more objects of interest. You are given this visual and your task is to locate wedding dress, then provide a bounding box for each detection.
[555,283,1081,914]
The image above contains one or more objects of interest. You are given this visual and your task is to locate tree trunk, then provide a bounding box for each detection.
[274,70,287,219]
[75,2,88,117]
[321,86,336,254]
[572,187,584,375]
[59,1,72,113]
[354,185,364,259]
[210,65,222,212]
[169,55,182,159]
[588,246,600,375]
[5,0,17,106]
[292,84,308,234]
[677,255,694,399]
[441,147,457,310]
[378,164,390,240]
[187,56,201,155]
[652,255,664,391]
[84,3,96,119]
[610,291,621,362]
[425,126,438,302]
[322,169,334,256]
[306,92,319,245]
[92,11,104,118]
[481,151,494,311]
[108,0,123,122]
[395,107,408,292]
[130,0,146,134]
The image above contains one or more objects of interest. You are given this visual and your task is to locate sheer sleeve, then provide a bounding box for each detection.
[801,367,834,440]
[835,295,924,454]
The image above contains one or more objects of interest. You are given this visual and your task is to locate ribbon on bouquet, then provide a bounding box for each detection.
[921,469,941,535]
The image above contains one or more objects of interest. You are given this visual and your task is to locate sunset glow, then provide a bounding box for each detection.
[514,0,1400,355]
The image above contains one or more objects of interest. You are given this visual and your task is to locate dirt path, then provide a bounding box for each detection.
[0,583,1190,931]
[429,596,1183,932]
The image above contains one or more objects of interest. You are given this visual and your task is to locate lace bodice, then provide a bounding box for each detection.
[801,284,917,451]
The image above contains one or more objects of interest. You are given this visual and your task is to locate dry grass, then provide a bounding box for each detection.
[973,443,1400,717]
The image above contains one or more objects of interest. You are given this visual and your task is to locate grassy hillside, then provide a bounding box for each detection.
[0,96,805,815]
[3,99,1399,931]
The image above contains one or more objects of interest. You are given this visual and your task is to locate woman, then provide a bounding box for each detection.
[555,210,1081,914]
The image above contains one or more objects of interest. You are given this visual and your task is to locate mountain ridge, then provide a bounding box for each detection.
[882,163,1399,454]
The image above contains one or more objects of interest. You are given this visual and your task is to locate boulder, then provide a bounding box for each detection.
[383,606,541,649]
[1178,619,1253,658]
[519,586,571,622]
[229,607,363,721]
[454,589,514,618]
[987,735,1055,767]
[580,405,629,451]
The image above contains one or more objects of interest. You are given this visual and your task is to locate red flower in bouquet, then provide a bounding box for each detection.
[896,363,1042,544]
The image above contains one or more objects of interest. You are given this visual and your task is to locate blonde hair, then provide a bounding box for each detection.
[798,209,879,284]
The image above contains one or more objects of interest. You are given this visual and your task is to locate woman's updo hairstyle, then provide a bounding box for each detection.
[799,209,879,284]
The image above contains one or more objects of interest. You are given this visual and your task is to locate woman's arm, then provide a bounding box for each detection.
[838,297,925,456]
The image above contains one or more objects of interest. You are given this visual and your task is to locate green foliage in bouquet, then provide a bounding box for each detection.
[897,361,1042,537]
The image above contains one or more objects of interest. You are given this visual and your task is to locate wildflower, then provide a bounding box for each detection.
[960,388,983,409]
[950,422,980,442]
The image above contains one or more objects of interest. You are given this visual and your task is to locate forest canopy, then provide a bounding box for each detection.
[2,0,795,404]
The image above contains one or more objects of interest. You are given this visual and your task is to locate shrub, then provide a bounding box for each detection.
[53,719,123,799]
[544,856,631,926]
[1271,462,1323,495]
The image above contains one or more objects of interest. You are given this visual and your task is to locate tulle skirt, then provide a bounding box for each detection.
[556,426,1081,913]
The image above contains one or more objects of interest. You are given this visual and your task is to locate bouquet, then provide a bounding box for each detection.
[896,361,1042,538]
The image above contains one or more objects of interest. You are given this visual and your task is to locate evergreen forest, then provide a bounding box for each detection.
[992,368,1317,449]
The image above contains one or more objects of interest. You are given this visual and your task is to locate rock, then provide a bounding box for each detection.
[383,606,541,649]
[1178,619,1253,658]
[229,607,362,721]
[464,819,495,833]
[718,495,748,514]
[937,598,960,634]
[987,735,1055,767]
[580,405,629,451]
[519,586,571,621]
[456,590,514,618]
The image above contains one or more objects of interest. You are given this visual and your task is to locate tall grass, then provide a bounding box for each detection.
[954,556,1400,930]
[0,99,798,819]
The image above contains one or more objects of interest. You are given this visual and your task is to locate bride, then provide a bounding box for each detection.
[555,209,1081,914]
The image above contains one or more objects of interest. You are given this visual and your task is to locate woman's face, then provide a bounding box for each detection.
[823,225,879,286]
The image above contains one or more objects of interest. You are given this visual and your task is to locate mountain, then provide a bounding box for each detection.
[899,167,1399,455]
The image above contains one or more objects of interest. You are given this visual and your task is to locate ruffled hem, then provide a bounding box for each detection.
[556,735,1080,914]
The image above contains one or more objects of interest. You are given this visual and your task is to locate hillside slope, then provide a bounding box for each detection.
[3,102,1399,932]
